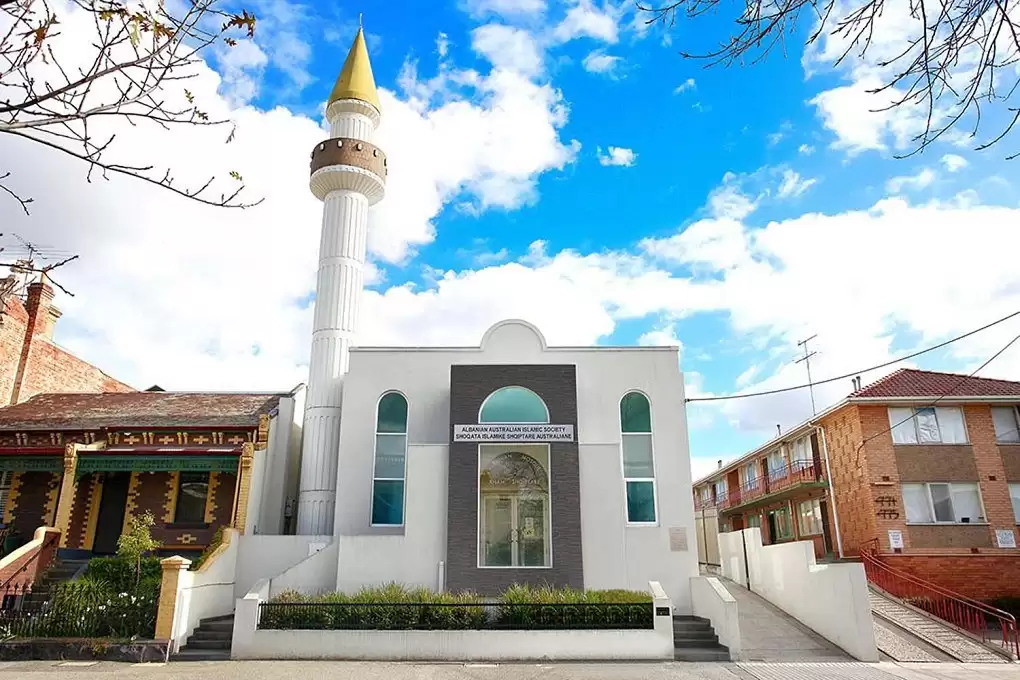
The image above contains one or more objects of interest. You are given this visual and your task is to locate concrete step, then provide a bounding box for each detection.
[673,615,709,623]
[672,621,714,633]
[181,637,230,651]
[172,648,231,662]
[675,636,721,648]
[196,620,234,633]
[673,646,730,662]
[190,629,232,641]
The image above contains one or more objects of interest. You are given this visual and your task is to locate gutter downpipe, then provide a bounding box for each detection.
[815,423,844,559]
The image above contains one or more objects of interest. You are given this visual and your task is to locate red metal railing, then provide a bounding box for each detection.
[861,541,1019,658]
[717,460,822,510]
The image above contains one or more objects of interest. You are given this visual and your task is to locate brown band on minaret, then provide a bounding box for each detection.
[310,138,387,179]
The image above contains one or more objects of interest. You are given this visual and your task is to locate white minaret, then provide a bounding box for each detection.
[297,27,386,535]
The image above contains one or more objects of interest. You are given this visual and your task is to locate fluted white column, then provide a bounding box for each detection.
[297,188,369,535]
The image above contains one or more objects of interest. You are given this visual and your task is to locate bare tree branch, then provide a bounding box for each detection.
[1,0,262,214]
[639,0,1020,158]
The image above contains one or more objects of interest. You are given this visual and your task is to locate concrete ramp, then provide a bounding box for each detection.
[868,588,1009,663]
[718,578,851,662]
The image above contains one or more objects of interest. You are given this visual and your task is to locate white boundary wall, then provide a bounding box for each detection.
[166,529,240,654]
[689,575,740,660]
[232,580,675,661]
[719,528,878,662]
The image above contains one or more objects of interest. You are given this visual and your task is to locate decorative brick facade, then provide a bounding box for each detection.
[0,281,132,406]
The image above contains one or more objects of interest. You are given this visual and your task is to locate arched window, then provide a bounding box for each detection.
[371,392,408,526]
[478,445,551,568]
[479,386,549,423]
[620,391,656,524]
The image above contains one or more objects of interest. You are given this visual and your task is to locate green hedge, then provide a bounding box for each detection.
[84,557,161,594]
[259,583,653,631]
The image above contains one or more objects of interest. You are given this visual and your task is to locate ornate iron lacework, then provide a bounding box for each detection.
[75,455,239,478]
[0,456,63,473]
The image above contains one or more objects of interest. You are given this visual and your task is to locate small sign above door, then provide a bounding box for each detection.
[453,424,574,442]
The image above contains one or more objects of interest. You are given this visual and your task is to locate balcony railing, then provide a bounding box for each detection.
[716,460,822,511]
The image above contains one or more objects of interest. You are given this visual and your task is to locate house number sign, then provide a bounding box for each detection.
[453,424,574,442]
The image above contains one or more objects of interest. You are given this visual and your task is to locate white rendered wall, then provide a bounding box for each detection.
[719,528,878,661]
[235,534,332,599]
[690,575,740,660]
[256,393,303,535]
[333,320,698,608]
[168,530,240,653]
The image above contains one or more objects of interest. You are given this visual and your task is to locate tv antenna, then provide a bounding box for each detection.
[795,334,819,415]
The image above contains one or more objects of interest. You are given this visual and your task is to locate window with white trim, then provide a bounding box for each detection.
[740,463,758,490]
[790,436,812,470]
[371,392,408,526]
[992,407,1020,444]
[902,482,984,523]
[1009,483,1020,524]
[0,472,11,523]
[698,485,711,505]
[620,391,656,524]
[888,407,968,444]
[714,478,727,502]
[766,450,785,481]
[797,498,823,536]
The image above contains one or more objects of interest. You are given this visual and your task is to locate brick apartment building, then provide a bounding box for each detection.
[694,368,1020,601]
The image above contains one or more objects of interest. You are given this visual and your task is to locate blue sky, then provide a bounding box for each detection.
[4,0,1020,481]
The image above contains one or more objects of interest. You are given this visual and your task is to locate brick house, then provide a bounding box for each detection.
[0,389,305,559]
[694,368,1020,601]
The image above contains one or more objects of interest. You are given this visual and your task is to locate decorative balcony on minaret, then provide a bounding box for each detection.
[298,27,386,535]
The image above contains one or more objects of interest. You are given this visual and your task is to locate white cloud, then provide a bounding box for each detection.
[1,0,579,388]
[552,0,620,44]
[798,144,816,155]
[941,153,969,172]
[471,24,544,78]
[638,323,682,348]
[886,168,936,194]
[463,0,547,18]
[776,170,817,199]
[582,50,621,74]
[437,32,450,58]
[767,121,793,146]
[596,146,637,167]
[674,78,696,94]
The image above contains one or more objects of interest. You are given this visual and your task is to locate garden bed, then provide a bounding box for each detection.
[0,638,167,662]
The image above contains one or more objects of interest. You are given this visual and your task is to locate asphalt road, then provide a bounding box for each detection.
[3,660,1020,680]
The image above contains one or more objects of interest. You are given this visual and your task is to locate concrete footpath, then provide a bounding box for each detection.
[2,661,1019,680]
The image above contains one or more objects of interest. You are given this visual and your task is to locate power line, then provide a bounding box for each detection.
[854,330,1020,467]
[686,309,1020,403]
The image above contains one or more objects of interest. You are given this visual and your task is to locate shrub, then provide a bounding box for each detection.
[190,526,226,571]
[260,584,651,631]
[13,574,159,639]
[84,556,161,594]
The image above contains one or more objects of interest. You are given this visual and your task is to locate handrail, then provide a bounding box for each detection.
[0,530,60,599]
[861,544,1019,658]
[717,459,823,510]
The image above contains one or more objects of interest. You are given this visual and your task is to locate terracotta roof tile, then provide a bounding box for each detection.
[0,392,287,430]
[852,368,1020,399]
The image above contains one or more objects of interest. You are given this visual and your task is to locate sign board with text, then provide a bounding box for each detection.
[887,530,904,550]
[453,424,574,443]
[996,529,1017,549]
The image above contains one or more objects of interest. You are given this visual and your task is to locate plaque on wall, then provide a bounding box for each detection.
[887,530,904,549]
[995,529,1017,549]
[453,423,574,442]
[669,527,688,552]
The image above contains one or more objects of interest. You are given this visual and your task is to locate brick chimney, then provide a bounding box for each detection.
[24,277,60,339]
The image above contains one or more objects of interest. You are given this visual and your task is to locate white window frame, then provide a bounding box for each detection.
[902,482,986,524]
[1009,482,1020,524]
[740,463,758,490]
[370,391,409,528]
[888,406,969,445]
[0,471,12,523]
[992,406,1020,444]
[714,478,728,501]
[797,498,824,536]
[620,391,658,526]
[790,436,812,470]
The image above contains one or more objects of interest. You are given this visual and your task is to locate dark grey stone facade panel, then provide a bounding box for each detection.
[446,364,583,595]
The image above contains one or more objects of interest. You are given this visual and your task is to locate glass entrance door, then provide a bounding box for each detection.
[481,495,548,567]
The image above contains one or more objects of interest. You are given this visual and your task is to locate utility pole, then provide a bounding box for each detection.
[796,334,819,415]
